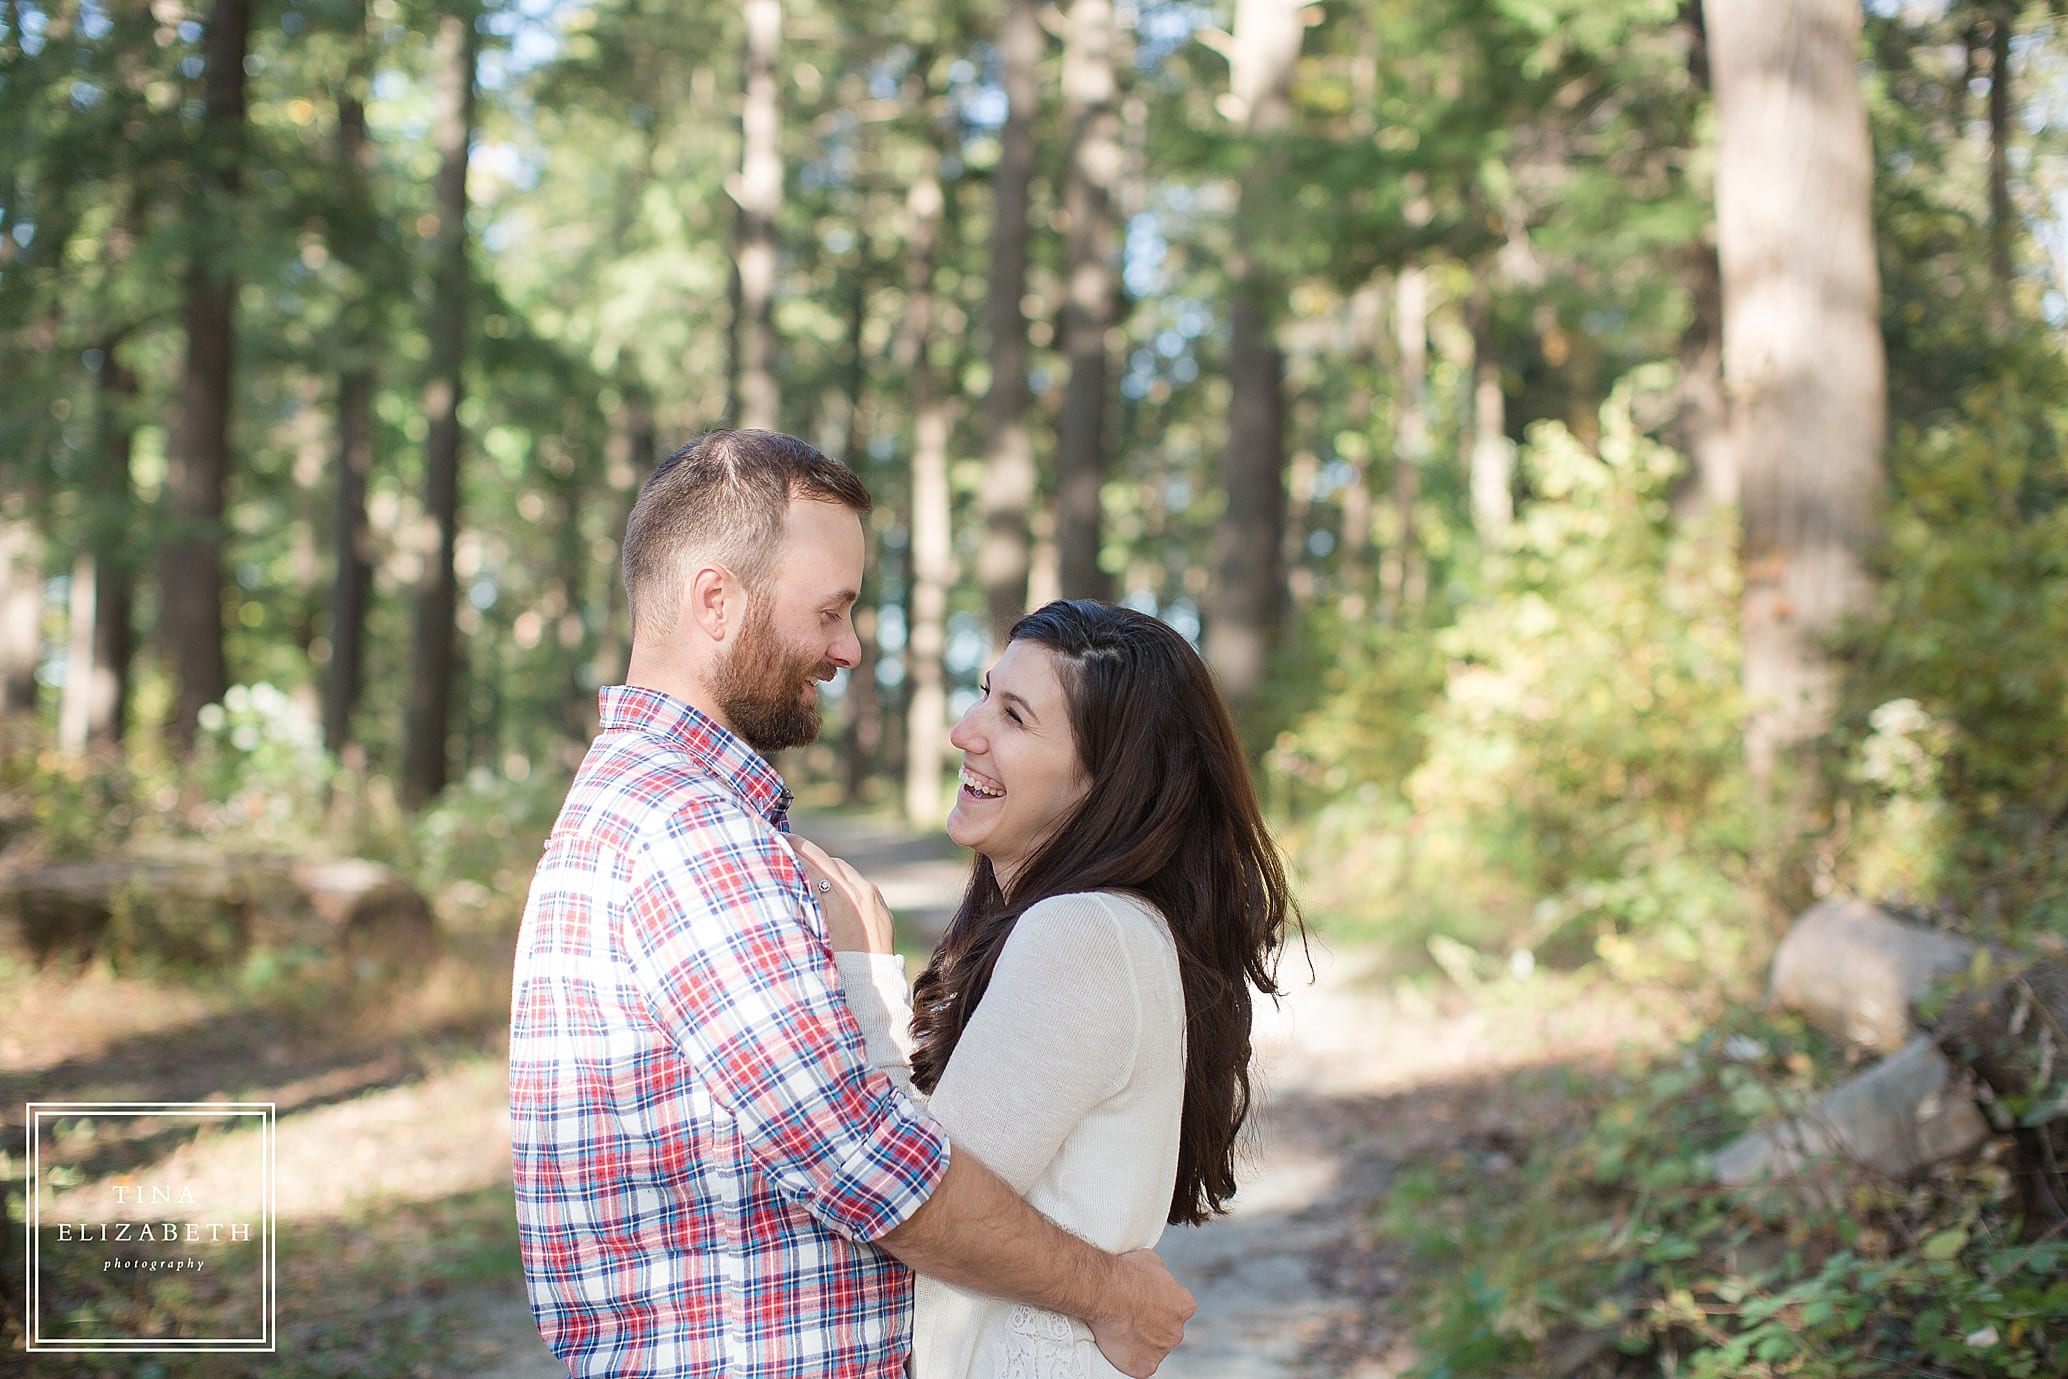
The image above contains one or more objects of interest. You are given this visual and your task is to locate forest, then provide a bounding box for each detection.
[4,0,2068,1374]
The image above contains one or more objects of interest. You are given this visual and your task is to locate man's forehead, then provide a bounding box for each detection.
[781,493,865,536]
[774,497,866,592]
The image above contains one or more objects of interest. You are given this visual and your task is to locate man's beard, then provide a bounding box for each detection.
[712,599,831,756]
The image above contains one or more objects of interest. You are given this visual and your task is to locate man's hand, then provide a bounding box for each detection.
[1087,1249,1196,1378]
[787,836,896,953]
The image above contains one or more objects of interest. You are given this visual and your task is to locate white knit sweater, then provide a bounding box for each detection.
[834,889,1186,1379]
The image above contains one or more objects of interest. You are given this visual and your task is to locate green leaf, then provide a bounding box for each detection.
[1920,1228,1968,1262]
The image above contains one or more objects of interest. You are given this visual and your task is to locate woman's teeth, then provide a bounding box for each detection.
[958,768,1004,799]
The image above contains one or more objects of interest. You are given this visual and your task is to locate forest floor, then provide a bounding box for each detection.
[3,809,1697,1378]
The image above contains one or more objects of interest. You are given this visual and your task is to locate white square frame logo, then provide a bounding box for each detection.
[24,1100,277,1353]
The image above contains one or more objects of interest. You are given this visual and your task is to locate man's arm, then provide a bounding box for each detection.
[875,1149,1195,1379]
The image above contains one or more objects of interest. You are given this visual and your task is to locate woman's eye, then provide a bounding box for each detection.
[1005,709,1023,726]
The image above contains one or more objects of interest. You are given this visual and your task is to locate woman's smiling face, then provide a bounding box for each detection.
[945,639,1091,892]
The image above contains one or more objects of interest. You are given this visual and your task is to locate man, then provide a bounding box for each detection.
[510,429,1195,1379]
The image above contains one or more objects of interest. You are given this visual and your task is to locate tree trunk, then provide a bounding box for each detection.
[1467,282,1513,544]
[1675,4,1735,519]
[1986,3,2014,330]
[65,343,138,748]
[401,9,477,807]
[0,506,39,718]
[159,0,251,749]
[905,397,953,826]
[328,364,374,760]
[1055,0,1122,602]
[977,0,1042,646]
[58,553,95,753]
[1338,275,1383,619]
[895,144,951,827]
[1675,237,1735,517]
[1706,0,1886,785]
[840,251,884,806]
[1211,291,1287,706]
[325,0,376,762]
[587,389,652,742]
[1209,0,1303,713]
[59,346,138,752]
[732,0,782,431]
[1381,265,1430,619]
[1281,400,1320,607]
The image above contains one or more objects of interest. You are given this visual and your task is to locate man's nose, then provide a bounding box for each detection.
[830,620,863,670]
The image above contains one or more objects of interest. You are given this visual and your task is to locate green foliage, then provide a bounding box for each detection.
[190,682,339,840]
[0,682,566,974]
[1281,368,1757,978]
[397,764,575,909]
[1836,345,2068,943]
[0,731,133,863]
[1390,1011,2068,1378]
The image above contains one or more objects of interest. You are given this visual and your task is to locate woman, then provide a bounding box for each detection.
[797,599,1299,1379]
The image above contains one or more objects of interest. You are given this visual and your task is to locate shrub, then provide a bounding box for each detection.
[1280,367,1759,979]
[1388,1010,2068,1379]
[1839,355,2068,946]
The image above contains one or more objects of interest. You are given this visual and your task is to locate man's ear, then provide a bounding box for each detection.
[685,564,736,642]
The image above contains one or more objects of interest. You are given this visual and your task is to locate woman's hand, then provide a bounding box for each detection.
[788,836,896,954]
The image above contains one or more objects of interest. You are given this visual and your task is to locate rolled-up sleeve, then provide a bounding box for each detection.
[622,799,949,1242]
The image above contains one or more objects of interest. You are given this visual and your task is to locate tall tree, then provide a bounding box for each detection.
[1380,264,1429,616]
[1055,0,1123,601]
[159,0,251,748]
[896,128,952,826]
[976,0,1042,646]
[1208,0,1305,714]
[1337,275,1383,617]
[0,505,40,719]
[1707,0,1887,783]
[401,8,479,805]
[1984,1,2014,328]
[326,0,378,761]
[1667,3,1734,519]
[80,341,138,746]
[838,230,885,806]
[1466,283,1513,544]
[732,0,782,430]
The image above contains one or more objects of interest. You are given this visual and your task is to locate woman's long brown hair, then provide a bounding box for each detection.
[908,600,1301,1225]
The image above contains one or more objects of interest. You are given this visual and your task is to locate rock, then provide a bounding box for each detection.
[1769,898,1979,1052]
[1713,1034,1991,1185]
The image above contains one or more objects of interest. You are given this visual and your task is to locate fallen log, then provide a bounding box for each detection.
[0,853,434,968]
[1712,1034,1991,1187]
[1738,899,2066,1222]
[1769,897,1979,1052]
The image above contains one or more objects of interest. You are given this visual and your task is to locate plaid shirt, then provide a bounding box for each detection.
[510,686,951,1378]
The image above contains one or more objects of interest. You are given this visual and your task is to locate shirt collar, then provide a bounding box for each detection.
[598,685,794,830]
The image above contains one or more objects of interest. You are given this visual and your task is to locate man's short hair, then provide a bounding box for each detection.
[621,429,872,640]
